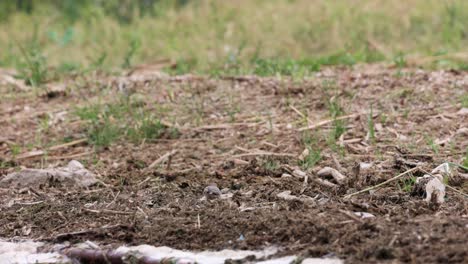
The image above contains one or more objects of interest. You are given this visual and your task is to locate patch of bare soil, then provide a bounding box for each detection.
[0,65,467,263]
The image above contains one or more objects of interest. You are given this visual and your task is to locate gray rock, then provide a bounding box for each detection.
[0,160,97,188]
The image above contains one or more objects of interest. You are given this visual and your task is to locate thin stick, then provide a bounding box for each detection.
[339,209,364,223]
[49,138,88,151]
[146,149,178,170]
[289,105,312,125]
[344,166,420,199]
[298,113,361,132]
[48,151,93,160]
[448,162,468,172]
[192,122,261,131]
[16,138,87,160]
[445,185,468,198]
[232,152,296,158]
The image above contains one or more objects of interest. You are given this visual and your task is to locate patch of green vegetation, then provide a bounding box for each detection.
[10,144,22,157]
[75,99,172,147]
[2,1,468,75]
[399,175,417,192]
[298,146,322,170]
[16,37,48,87]
[461,94,468,108]
[425,135,439,154]
[402,109,410,119]
[368,105,375,144]
[122,37,141,68]
[263,158,280,172]
[326,98,346,146]
[463,148,468,169]
[380,113,388,124]
[393,52,407,68]
[252,58,320,77]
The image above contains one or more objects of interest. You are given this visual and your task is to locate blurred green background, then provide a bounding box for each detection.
[1,0,467,76]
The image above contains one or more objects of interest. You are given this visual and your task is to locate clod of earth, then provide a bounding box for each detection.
[203,184,222,200]
[0,160,97,188]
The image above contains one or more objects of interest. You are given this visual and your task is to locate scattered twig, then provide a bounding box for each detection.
[49,138,88,151]
[106,190,121,208]
[338,209,364,223]
[137,177,151,186]
[47,224,127,241]
[137,206,148,219]
[313,178,338,188]
[15,138,87,160]
[84,208,134,215]
[232,151,296,158]
[261,141,279,149]
[289,105,312,125]
[344,166,420,199]
[445,185,468,198]
[15,200,44,206]
[48,151,93,160]
[146,149,178,170]
[298,113,361,131]
[191,122,261,131]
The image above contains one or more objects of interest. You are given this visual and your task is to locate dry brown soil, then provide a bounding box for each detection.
[0,65,467,263]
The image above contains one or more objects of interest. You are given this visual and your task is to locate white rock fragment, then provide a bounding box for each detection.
[302,258,344,264]
[256,256,297,264]
[317,167,347,185]
[115,245,279,264]
[359,162,373,171]
[276,191,315,204]
[203,184,222,200]
[0,240,69,264]
[457,108,468,116]
[424,174,446,204]
[0,160,97,188]
[292,169,307,179]
[354,212,375,219]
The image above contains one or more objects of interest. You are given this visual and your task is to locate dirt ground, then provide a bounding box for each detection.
[0,65,467,263]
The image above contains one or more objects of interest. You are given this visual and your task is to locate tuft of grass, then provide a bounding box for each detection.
[399,175,417,192]
[463,148,468,169]
[393,52,407,68]
[263,158,280,172]
[75,99,172,147]
[16,40,48,87]
[122,37,141,68]
[10,144,22,158]
[252,58,319,77]
[299,146,322,170]
[425,135,439,154]
[461,94,468,108]
[327,97,346,146]
[368,105,375,143]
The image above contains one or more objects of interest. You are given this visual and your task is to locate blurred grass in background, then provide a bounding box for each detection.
[0,0,467,76]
